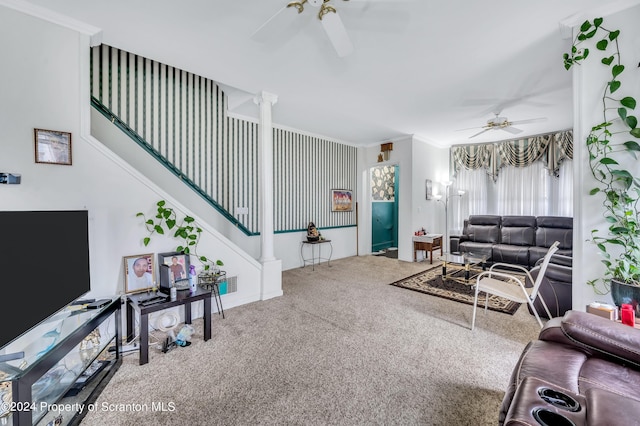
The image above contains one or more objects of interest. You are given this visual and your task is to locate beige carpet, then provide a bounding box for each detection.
[79,255,542,426]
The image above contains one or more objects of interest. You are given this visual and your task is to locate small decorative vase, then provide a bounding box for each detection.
[611,278,640,318]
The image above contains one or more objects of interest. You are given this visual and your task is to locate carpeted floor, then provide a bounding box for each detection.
[77,255,541,426]
[390,265,521,315]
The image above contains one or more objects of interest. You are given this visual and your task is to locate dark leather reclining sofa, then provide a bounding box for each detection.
[450,215,573,318]
[500,310,640,425]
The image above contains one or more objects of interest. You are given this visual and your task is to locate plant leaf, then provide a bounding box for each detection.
[579,20,592,32]
[596,39,608,50]
[590,188,600,195]
[621,97,636,109]
[599,157,618,165]
[631,128,640,138]
[609,29,620,40]
[601,56,614,65]
[143,237,150,246]
[610,80,621,93]
[619,108,628,121]
[612,64,625,78]
[626,116,638,129]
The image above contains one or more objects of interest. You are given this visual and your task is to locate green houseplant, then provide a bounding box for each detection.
[563,18,640,295]
[136,200,224,271]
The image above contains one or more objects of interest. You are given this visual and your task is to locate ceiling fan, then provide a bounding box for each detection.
[459,113,548,139]
[252,0,354,57]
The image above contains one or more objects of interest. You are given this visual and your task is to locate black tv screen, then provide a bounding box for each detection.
[0,210,91,348]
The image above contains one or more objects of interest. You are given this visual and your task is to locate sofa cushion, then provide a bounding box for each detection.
[492,244,530,266]
[500,216,536,246]
[466,215,501,244]
[535,216,573,249]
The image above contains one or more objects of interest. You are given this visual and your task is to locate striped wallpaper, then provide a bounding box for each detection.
[90,45,356,234]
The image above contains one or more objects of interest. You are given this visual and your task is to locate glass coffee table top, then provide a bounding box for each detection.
[439,252,488,266]
[438,253,489,284]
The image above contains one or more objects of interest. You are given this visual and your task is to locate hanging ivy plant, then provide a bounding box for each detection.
[136,200,224,271]
[563,17,640,293]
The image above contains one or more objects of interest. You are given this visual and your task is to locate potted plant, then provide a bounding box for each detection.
[136,200,224,272]
[563,18,640,306]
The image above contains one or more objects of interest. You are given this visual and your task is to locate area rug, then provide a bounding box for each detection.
[390,265,521,315]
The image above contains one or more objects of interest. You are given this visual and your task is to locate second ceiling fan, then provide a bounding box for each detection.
[461,113,548,139]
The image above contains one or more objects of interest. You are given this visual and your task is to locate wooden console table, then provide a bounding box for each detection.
[413,234,443,264]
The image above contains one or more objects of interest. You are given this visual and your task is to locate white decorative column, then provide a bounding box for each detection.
[254,91,283,300]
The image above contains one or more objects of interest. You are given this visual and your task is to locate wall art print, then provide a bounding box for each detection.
[371,165,395,201]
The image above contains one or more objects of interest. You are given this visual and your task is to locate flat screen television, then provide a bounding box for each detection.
[0,210,91,349]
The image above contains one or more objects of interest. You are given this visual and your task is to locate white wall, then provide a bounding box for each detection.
[0,6,262,320]
[572,4,640,310]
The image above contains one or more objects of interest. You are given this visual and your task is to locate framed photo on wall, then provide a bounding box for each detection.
[123,253,155,294]
[34,128,72,165]
[331,189,353,212]
[426,179,433,200]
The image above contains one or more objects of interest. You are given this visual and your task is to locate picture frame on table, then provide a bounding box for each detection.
[158,251,190,289]
[123,253,155,294]
[34,128,72,165]
[331,189,353,212]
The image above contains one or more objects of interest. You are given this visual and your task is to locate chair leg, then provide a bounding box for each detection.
[471,284,480,330]
[526,298,544,328]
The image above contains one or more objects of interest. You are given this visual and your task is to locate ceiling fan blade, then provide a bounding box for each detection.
[250,5,299,42]
[469,128,491,139]
[501,126,523,135]
[320,10,354,57]
[509,117,548,126]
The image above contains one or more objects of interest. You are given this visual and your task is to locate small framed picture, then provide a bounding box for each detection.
[158,252,190,287]
[34,128,72,165]
[331,189,353,212]
[123,253,155,294]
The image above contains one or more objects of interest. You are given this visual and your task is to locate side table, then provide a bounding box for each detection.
[301,239,333,271]
[413,234,443,264]
[126,287,212,365]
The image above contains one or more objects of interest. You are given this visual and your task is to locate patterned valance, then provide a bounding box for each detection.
[451,130,573,181]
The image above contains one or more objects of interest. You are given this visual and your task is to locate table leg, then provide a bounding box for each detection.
[185,302,192,324]
[465,264,471,283]
[139,313,149,365]
[204,296,212,341]
[126,302,134,342]
[442,261,447,278]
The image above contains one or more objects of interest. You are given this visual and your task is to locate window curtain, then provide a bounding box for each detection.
[452,130,573,180]
[450,130,573,227]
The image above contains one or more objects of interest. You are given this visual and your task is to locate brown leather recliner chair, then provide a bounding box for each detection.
[500,310,640,425]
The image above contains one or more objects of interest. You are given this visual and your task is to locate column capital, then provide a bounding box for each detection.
[254,91,278,106]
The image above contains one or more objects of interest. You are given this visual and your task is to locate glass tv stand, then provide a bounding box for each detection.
[0,297,121,425]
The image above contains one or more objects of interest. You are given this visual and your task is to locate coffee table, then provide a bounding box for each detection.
[438,252,488,284]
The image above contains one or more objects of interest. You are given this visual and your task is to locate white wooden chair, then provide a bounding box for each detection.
[471,241,560,330]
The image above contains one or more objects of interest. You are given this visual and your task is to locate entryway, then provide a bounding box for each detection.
[371,164,398,254]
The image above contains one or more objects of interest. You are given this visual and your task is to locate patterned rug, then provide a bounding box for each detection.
[390,265,521,315]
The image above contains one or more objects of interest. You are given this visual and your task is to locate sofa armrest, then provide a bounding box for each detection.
[540,310,640,368]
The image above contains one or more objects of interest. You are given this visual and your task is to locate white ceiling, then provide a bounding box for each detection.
[19,0,638,147]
